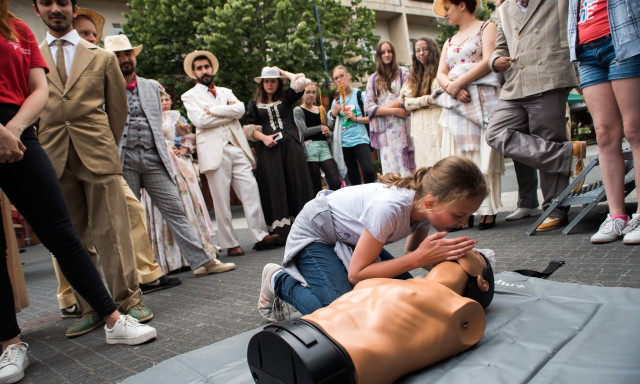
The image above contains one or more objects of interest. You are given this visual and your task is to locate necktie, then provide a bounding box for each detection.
[56,39,67,86]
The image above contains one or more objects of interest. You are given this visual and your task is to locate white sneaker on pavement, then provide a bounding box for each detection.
[258,263,289,322]
[0,342,29,383]
[105,314,157,345]
[622,214,640,245]
[505,207,537,221]
[591,214,627,244]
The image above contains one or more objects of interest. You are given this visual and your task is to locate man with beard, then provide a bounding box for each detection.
[181,51,278,256]
[32,0,155,337]
[103,36,236,277]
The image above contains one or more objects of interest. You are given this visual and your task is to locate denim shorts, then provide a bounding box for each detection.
[576,34,640,89]
[305,140,333,162]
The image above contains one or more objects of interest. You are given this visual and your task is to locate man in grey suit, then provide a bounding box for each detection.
[104,35,235,277]
[485,0,585,232]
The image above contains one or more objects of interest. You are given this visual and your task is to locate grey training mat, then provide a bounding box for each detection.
[121,272,640,384]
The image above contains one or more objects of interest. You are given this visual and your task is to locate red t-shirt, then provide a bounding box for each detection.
[577,0,611,45]
[0,18,48,106]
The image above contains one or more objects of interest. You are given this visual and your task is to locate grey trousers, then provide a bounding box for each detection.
[123,147,214,270]
[486,88,571,218]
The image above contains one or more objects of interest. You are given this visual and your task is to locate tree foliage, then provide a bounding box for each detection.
[435,0,494,48]
[124,0,376,105]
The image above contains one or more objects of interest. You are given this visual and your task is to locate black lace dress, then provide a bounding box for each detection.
[246,88,314,244]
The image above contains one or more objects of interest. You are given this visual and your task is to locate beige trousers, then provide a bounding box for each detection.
[54,176,163,309]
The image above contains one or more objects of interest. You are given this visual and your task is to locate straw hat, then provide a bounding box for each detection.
[433,0,480,16]
[75,8,105,42]
[183,50,219,79]
[103,35,143,56]
[253,67,286,83]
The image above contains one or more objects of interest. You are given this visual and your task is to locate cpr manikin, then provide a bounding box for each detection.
[247,249,495,384]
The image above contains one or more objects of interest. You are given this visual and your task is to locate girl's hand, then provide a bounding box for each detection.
[261,133,279,148]
[344,109,356,121]
[394,108,409,119]
[456,89,471,103]
[331,101,342,117]
[445,80,465,99]
[321,125,331,135]
[0,125,26,164]
[414,232,477,266]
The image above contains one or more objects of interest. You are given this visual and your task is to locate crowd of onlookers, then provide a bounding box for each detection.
[0,0,639,382]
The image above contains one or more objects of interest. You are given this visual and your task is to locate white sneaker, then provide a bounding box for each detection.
[0,342,29,383]
[258,263,290,322]
[623,214,640,245]
[591,215,626,244]
[105,314,157,345]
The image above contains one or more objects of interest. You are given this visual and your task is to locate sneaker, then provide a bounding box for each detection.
[60,304,82,319]
[623,214,640,245]
[126,302,153,323]
[140,275,182,294]
[105,315,157,345]
[66,312,105,338]
[0,342,29,383]
[193,259,236,277]
[591,214,626,244]
[258,263,290,322]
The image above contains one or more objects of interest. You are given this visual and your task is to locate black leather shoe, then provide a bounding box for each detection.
[140,275,182,293]
[478,215,497,230]
[253,234,280,250]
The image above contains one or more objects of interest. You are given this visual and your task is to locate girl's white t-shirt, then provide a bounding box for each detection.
[326,183,431,246]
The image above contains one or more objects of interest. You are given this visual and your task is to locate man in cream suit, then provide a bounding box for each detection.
[485,0,585,232]
[181,51,278,256]
[33,0,152,337]
[103,37,236,276]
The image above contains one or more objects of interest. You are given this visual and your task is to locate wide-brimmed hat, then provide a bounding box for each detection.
[253,67,286,83]
[75,8,105,42]
[103,35,143,56]
[433,0,480,16]
[183,50,219,79]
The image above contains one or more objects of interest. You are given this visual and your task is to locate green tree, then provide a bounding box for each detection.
[124,0,376,105]
[124,0,212,104]
[436,0,494,48]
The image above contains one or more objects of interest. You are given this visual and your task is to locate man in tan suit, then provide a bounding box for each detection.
[33,0,152,337]
[485,0,585,232]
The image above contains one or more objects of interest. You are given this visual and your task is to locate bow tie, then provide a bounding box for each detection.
[519,0,529,7]
[126,76,137,92]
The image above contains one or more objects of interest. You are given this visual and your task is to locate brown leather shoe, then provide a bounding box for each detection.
[570,141,587,193]
[536,216,568,232]
[253,234,280,250]
[227,246,245,256]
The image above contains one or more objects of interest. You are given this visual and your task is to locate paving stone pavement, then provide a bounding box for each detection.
[13,197,640,383]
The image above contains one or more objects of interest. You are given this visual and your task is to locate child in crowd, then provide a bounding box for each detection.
[258,156,487,321]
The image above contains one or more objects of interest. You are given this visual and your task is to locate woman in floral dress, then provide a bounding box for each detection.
[142,89,219,273]
[364,41,416,177]
[434,0,503,230]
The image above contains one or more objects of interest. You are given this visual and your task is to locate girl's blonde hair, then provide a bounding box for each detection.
[378,156,488,208]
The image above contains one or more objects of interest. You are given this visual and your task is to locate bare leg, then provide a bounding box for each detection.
[611,77,640,215]
[582,82,626,216]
